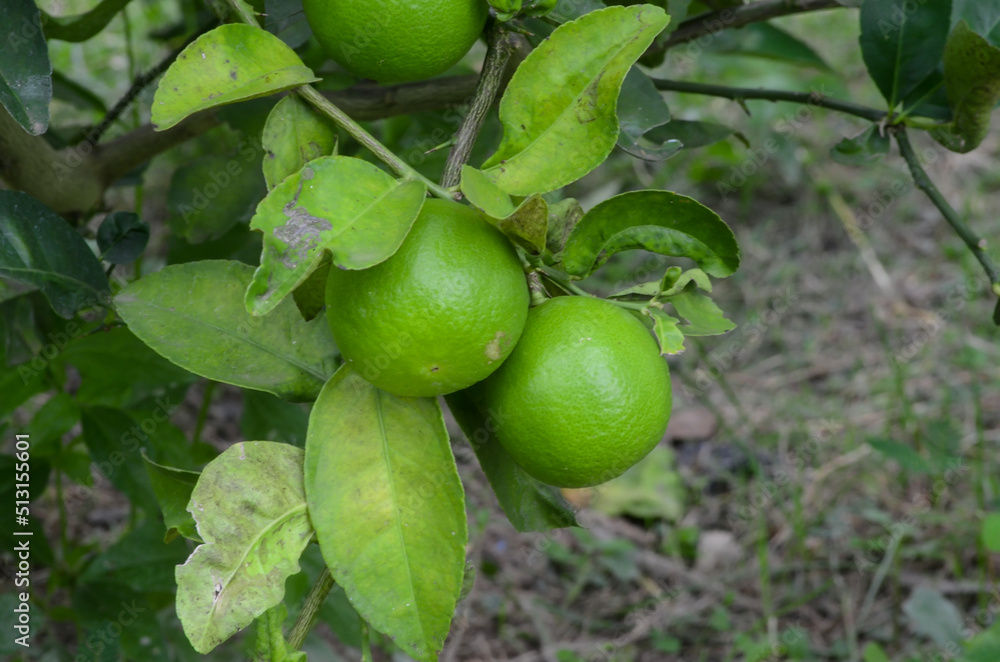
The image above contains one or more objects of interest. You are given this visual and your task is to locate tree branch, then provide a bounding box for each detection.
[657,0,845,53]
[651,78,887,123]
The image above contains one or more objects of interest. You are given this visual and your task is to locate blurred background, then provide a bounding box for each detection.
[4,1,1000,660]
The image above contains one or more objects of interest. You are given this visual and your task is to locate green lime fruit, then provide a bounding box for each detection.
[302,0,489,83]
[474,296,672,488]
[326,199,529,397]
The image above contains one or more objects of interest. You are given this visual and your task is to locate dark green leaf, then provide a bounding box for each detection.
[247,156,426,316]
[115,260,338,402]
[51,70,107,113]
[177,441,313,654]
[26,392,79,457]
[446,389,578,532]
[0,0,52,135]
[548,0,605,22]
[859,0,953,107]
[143,454,201,542]
[646,120,733,150]
[867,437,931,473]
[79,519,190,592]
[560,190,740,279]
[831,125,891,165]
[938,21,1000,153]
[151,24,319,131]
[80,407,160,512]
[952,0,1000,43]
[166,148,267,244]
[262,95,338,190]
[711,23,831,70]
[41,0,133,42]
[482,6,670,195]
[0,362,48,419]
[241,389,309,448]
[0,191,110,318]
[265,0,311,49]
[305,366,467,662]
[97,212,150,264]
[617,67,681,161]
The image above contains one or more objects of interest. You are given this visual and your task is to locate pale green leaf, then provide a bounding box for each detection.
[645,309,686,355]
[461,167,548,253]
[152,24,319,131]
[177,441,313,654]
[262,95,338,190]
[482,6,669,195]
[246,156,426,316]
[668,288,736,336]
[115,260,338,402]
[253,604,306,662]
[305,366,467,662]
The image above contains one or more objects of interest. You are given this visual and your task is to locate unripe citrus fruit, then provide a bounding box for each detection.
[302,0,489,83]
[474,296,672,488]
[326,199,529,397]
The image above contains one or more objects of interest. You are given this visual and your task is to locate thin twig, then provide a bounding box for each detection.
[441,25,517,188]
[658,0,844,53]
[287,566,335,651]
[895,128,1000,292]
[652,78,887,123]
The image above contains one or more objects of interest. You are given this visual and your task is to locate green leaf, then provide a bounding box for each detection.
[859,0,953,107]
[482,5,670,195]
[262,95,338,190]
[546,197,585,257]
[241,390,309,448]
[445,389,578,532]
[461,167,548,253]
[247,156,426,315]
[41,0,133,43]
[938,21,1000,153]
[177,441,314,654]
[51,70,108,113]
[115,260,338,402]
[862,642,891,662]
[254,604,306,662]
[167,149,267,244]
[0,191,110,318]
[711,23,831,70]
[143,454,201,542]
[668,288,736,336]
[661,268,711,296]
[265,0,312,49]
[646,119,733,150]
[79,519,191,593]
[291,255,330,322]
[591,446,684,521]
[867,438,931,474]
[152,24,319,131]
[0,0,52,135]
[831,125,891,165]
[952,0,1000,44]
[305,366,467,662]
[645,309,686,355]
[80,407,160,513]
[560,190,740,279]
[982,513,1000,553]
[97,212,150,264]
[616,67,681,162]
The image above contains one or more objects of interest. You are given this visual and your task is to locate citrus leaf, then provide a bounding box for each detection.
[445,389,579,532]
[0,191,110,318]
[482,5,669,195]
[97,212,150,264]
[646,119,733,150]
[262,95,338,190]
[938,21,1000,153]
[152,24,319,131]
[40,0,133,43]
[115,260,338,402]
[305,366,467,662]
[265,0,312,49]
[143,454,201,543]
[254,604,306,662]
[859,0,952,107]
[0,0,52,135]
[668,288,736,336]
[546,197,584,256]
[867,438,931,474]
[461,167,548,254]
[176,441,313,654]
[712,23,831,70]
[661,268,711,296]
[291,254,330,322]
[645,309,686,355]
[246,156,426,316]
[617,67,680,162]
[831,125,891,166]
[80,407,159,513]
[560,190,740,279]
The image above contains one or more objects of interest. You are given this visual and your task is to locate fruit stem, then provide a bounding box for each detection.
[287,566,336,650]
[220,0,455,200]
[441,24,518,188]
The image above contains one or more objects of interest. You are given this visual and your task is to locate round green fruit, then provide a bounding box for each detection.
[474,296,672,488]
[302,0,489,83]
[326,199,529,397]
